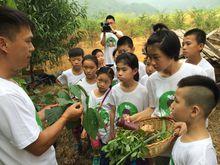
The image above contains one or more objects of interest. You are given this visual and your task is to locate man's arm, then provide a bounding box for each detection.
[25,103,83,156]
[112,30,123,39]
[100,32,106,46]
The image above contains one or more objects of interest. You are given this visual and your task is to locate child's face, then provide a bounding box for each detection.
[96,52,105,66]
[69,56,83,70]
[182,35,204,58]
[170,87,191,122]
[147,45,173,72]
[113,50,120,62]
[145,58,156,76]
[117,45,134,55]
[82,60,97,79]
[97,73,112,93]
[116,62,137,82]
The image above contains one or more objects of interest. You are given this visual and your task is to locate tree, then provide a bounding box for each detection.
[1,0,86,80]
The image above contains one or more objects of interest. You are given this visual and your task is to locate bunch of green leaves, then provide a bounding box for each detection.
[102,129,149,165]
[102,120,172,165]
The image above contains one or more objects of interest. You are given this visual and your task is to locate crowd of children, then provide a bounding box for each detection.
[1,7,218,165]
[56,24,218,165]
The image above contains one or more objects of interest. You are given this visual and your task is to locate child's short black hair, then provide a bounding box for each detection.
[184,28,206,44]
[106,15,115,21]
[96,66,114,81]
[91,49,103,56]
[116,52,139,81]
[178,75,219,118]
[117,36,134,49]
[82,54,98,68]
[152,23,169,32]
[145,29,180,61]
[68,48,84,58]
[0,6,35,41]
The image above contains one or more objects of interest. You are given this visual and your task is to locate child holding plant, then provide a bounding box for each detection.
[125,29,207,165]
[88,66,114,165]
[57,47,85,86]
[108,52,149,139]
[170,75,218,165]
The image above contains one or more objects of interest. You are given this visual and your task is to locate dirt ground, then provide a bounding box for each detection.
[44,37,220,164]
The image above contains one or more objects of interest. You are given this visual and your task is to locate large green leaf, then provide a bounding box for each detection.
[93,109,105,129]
[45,106,65,125]
[57,90,71,100]
[83,108,99,139]
[69,84,82,100]
[56,98,74,107]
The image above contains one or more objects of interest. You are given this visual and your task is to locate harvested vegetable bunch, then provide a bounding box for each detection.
[102,119,173,165]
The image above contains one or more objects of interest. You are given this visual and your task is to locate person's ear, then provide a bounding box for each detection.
[132,46,135,53]
[0,37,8,54]
[132,68,138,75]
[190,105,201,118]
[199,43,204,51]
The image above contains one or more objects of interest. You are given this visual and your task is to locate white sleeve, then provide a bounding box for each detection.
[143,89,149,110]
[116,30,123,36]
[88,92,96,108]
[0,94,40,149]
[139,62,147,79]
[146,79,156,108]
[57,72,67,85]
[100,32,104,42]
[108,90,116,106]
[204,147,218,165]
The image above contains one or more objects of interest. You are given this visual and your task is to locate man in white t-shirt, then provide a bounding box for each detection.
[182,28,216,81]
[170,75,218,165]
[0,7,83,164]
[100,15,123,65]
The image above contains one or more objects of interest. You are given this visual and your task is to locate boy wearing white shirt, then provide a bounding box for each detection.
[57,48,85,86]
[170,75,218,165]
[117,36,147,80]
[183,28,215,81]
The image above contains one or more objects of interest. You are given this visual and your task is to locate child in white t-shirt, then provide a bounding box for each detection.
[88,66,114,164]
[108,52,148,140]
[57,47,85,86]
[170,75,218,165]
[91,49,105,68]
[117,36,147,80]
[183,28,215,81]
[73,55,98,154]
